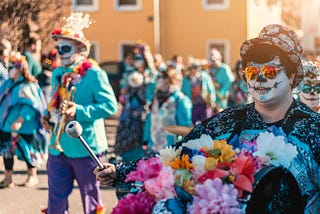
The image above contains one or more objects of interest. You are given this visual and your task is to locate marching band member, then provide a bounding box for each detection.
[41,13,117,214]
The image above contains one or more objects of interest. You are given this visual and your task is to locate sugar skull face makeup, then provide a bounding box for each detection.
[246,57,293,104]
[299,63,320,110]
[55,38,80,67]
[300,81,320,109]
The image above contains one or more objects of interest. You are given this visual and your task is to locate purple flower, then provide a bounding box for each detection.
[188,178,243,214]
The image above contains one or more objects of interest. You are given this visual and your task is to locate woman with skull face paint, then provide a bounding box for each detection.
[40,13,118,214]
[298,60,320,113]
[0,52,47,188]
[95,24,320,213]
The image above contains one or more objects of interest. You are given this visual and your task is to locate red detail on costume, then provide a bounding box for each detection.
[52,28,62,35]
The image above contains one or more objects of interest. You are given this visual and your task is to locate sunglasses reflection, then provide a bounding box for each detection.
[244,65,283,80]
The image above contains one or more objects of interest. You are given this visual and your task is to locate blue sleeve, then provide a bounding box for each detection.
[143,111,151,143]
[181,77,192,99]
[76,68,118,122]
[217,65,234,97]
[20,105,37,121]
[176,95,193,127]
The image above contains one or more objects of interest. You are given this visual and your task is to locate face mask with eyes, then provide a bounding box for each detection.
[55,38,81,67]
[246,57,293,104]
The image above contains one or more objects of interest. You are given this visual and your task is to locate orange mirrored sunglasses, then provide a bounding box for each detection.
[244,65,283,80]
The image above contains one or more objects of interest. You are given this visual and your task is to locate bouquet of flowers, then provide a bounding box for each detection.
[112,126,298,214]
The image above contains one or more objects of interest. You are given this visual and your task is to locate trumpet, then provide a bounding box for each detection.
[50,79,76,151]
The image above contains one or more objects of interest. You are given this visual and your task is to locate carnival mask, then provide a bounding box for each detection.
[55,38,80,67]
[299,80,320,110]
[246,57,293,104]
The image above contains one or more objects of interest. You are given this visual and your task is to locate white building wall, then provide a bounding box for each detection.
[301,0,320,51]
[247,0,282,39]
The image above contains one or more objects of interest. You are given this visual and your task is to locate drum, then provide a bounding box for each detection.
[245,165,304,213]
[163,125,192,136]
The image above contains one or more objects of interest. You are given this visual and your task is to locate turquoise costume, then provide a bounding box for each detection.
[143,91,192,151]
[0,76,47,166]
[48,59,118,158]
[23,51,42,77]
[209,63,235,109]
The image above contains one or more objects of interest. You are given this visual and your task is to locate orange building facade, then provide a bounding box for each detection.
[69,0,282,69]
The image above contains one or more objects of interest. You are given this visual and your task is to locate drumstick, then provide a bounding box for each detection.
[65,121,105,170]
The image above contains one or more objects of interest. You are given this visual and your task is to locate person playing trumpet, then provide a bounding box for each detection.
[40,12,118,214]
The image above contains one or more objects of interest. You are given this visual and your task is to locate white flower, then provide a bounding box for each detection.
[253,132,298,168]
[183,134,213,150]
[158,146,181,165]
[191,155,206,179]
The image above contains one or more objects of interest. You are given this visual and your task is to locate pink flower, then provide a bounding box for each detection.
[111,192,155,214]
[230,151,255,197]
[82,60,92,71]
[144,167,176,201]
[126,157,162,182]
[188,178,243,214]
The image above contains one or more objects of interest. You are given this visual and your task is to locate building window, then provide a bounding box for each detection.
[88,42,99,62]
[115,0,142,11]
[73,0,99,12]
[118,41,136,60]
[202,0,230,10]
[206,39,230,65]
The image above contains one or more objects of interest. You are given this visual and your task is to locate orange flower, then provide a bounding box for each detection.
[169,154,193,170]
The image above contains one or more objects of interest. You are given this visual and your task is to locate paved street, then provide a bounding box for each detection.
[0,111,121,214]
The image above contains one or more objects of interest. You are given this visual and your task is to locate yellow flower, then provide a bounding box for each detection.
[213,140,236,163]
[205,157,218,171]
[62,28,72,35]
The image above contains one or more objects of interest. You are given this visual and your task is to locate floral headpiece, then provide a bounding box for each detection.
[9,51,27,69]
[51,12,93,51]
